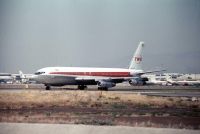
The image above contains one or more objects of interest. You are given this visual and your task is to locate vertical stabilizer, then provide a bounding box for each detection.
[129,42,144,70]
[19,70,25,79]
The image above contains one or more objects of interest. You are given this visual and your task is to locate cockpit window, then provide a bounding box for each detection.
[34,72,45,75]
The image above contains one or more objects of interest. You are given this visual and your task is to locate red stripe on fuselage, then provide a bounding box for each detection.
[49,72,131,77]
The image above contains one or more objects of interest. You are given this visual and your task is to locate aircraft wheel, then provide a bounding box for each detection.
[46,86,51,90]
[103,87,108,91]
[78,85,87,90]
[98,87,108,91]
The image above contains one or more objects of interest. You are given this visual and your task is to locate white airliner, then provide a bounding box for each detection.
[0,73,14,83]
[166,77,200,86]
[32,42,164,90]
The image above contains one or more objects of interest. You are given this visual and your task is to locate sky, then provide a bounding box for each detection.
[0,0,200,74]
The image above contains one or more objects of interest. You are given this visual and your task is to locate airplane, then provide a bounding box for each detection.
[146,77,169,86]
[0,73,14,83]
[32,42,164,90]
[166,76,200,86]
[14,71,34,83]
[144,74,173,86]
[0,71,34,84]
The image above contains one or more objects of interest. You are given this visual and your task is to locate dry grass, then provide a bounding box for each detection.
[0,90,199,109]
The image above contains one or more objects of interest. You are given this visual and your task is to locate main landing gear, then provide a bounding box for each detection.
[78,85,87,90]
[45,85,51,90]
[98,87,108,91]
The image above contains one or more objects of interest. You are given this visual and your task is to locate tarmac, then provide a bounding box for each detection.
[0,83,200,97]
[0,123,199,134]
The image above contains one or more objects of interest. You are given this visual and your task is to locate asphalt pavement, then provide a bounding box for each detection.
[0,123,199,134]
[0,83,200,97]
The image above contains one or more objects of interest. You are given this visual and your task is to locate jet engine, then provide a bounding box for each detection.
[98,81,116,88]
[129,77,148,86]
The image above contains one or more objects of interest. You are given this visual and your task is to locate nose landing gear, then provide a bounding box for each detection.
[78,85,87,90]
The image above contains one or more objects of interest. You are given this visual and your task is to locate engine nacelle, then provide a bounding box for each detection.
[129,77,148,86]
[98,81,116,88]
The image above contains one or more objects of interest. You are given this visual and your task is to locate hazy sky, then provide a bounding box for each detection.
[0,0,200,73]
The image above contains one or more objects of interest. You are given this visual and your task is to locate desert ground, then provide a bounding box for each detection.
[0,88,199,129]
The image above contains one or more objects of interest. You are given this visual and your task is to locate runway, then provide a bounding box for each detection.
[141,92,200,97]
[0,83,200,98]
[0,123,199,134]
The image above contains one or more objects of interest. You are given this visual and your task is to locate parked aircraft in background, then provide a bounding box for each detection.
[166,76,200,86]
[0,73,14,83]
[146,77,169,86]
[14,71,34,83]
[32,42,164,90]
[0,71,34,84]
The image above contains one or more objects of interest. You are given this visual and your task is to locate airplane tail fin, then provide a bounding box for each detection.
[129,42,144,70]
[19,70,25,79]
[166,75,173,83]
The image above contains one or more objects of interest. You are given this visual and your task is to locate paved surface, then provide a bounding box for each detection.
[0,123,199,134]
[0,84,200,97]
[141,92,200,97]
[1,84,200,90]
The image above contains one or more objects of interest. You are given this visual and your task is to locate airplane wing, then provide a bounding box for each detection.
[137,69,166,75]
[74,69,166,88]
[75,76,134,83]
[73,69,166,89]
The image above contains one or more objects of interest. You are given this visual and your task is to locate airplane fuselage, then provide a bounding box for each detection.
[33,67,143,86]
